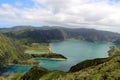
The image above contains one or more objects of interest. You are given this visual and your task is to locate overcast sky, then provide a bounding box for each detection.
[0,0,120,32]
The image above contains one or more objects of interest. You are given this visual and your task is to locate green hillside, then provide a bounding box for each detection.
[54,56,120,80]
[108,46,120,56]
[21,66,48,80]
[0,34,33,68]
[19,66,66,80]
[69,57,111,72]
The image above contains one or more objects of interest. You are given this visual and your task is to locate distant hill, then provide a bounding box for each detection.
[63,28,120,42]
[114,38,120,45]
[4,29,66,45]
[0,26,120,44]
[0,26,35,33]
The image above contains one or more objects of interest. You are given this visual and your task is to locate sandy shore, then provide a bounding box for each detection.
[39,58,67,61]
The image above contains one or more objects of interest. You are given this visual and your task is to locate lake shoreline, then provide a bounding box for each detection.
[0,40,113,77]
[36,57,67,61]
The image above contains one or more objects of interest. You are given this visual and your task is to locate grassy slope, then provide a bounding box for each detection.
[69,57,111,72]
[20,66,48,80]
[25,43,50,52]
[55,56,120,80]
[0,34,32,68]
[20,66,66,80]
[25,43,67,59]
[40,70,66,80]
[108,46,120,56]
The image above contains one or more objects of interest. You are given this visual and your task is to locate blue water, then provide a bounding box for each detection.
[37,40,114,71]
[0,40,114,76]
[0,65,32,76]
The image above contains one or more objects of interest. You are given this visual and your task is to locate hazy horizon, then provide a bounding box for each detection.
[0,0,120,33]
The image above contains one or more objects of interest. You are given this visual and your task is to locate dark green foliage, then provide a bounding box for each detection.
[4,29,65,45]
[21,66,48,80]
[2,26,120,45]
[64,28,120,42]
[20,66,66,80]
[69,58,111,72]
[31,53,67,59]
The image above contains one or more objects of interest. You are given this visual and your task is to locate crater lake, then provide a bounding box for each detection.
[0,39,114,76]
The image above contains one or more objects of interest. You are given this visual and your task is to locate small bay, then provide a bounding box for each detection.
[35,39,114,71]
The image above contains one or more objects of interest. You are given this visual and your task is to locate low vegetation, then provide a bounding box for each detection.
[31,53,67,60]
[108,46,120,57]
[20,66,66,80]
[25,43,50,52]
[69,57,111,72]
[40,70,66,80]
[21,66,48,80]
[25,43,67,60]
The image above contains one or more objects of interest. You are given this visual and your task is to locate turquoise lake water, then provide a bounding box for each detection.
[0,40,114,76]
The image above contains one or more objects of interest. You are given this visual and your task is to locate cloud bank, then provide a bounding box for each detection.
[0,0,120,32]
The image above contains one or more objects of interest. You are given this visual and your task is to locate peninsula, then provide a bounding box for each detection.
[25,43,67,60]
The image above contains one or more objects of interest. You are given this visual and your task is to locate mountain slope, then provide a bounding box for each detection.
[4,29,66,44]
[1,26,120,44]
[63,28,120,42]
[0,34,32,68]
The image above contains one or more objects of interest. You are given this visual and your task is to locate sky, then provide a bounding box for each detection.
[0,0,120,32]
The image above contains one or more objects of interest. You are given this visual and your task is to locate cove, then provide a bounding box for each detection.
[0,40,114,76]
[35,39,114,71]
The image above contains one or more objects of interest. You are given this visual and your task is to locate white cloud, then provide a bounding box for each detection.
[15,2,23,6]
[0,0,120,32]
